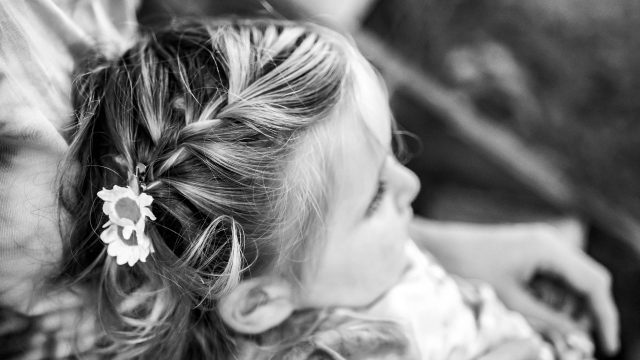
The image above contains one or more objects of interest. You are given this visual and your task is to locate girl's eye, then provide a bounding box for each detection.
[365,180,387,217]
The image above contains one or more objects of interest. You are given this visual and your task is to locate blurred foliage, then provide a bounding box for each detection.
[365,0,640,221]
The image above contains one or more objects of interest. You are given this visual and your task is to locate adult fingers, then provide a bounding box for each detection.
[475,338,546,360]
[500,285,578,336]
[541,247,619,354]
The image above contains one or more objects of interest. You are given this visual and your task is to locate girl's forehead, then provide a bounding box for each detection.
[349,62,392,147]
[327,61,392,174]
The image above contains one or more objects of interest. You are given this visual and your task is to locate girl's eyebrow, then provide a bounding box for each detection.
[378,152,389,175]
[370,153,388,192]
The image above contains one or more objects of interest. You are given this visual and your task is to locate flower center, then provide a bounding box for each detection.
[117,227,139,246]
[114,198,141,223]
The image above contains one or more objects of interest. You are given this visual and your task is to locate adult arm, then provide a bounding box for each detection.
[410,216,619,355]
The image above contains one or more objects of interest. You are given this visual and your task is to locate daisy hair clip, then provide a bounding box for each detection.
[97,163,157,266]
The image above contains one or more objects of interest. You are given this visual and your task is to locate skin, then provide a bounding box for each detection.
[272,52,617,358]
[411,218,620,354]
[296,63,421,308]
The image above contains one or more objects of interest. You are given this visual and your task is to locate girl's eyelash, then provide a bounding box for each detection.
[365,180,387,217]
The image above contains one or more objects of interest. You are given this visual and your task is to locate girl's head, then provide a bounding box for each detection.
[61,18,419,358]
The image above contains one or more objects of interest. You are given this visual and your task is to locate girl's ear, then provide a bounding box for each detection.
[218,276,296,334]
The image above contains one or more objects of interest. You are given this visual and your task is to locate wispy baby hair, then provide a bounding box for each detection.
[59,18,355,359]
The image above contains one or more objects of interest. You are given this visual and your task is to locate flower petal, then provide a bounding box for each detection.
[98,187,155,266]
[121,226,134,240]
[138,193,154,207]
[113,185,133,197]
[107,240,123,257]
[126,255,135,266]
[102,202,114,216]
[140,241,151,258]
[142,208,156,221]
[100,224,119,244]
[97,188,116,202]
[133,248,143,265]
[134,221,146,237]
[140,234,155,253]
[116,253,128,266]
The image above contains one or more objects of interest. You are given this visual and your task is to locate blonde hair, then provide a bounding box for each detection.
[59,19,407,359]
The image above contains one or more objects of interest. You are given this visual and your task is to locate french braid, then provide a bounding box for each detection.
[58,19,406,359]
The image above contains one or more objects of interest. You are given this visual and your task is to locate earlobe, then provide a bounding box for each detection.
[218,277,296,334]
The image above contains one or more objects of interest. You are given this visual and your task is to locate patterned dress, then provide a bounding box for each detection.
[367,241,594,360]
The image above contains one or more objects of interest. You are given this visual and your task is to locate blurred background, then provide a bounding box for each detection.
[137,1,640,359]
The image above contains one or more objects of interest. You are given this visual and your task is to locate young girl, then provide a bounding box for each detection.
[58,18,593,359]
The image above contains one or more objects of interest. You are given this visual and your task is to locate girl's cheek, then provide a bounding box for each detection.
[372,212,409,250]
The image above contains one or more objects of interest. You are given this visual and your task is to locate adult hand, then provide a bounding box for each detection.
[410,217,620,355]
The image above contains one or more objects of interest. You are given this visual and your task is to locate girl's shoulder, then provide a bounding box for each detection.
[236,308,415,360]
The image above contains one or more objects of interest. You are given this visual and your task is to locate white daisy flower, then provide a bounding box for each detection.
[97,185,156,266]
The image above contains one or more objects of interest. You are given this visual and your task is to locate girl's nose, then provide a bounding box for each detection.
[390,159,421,210]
